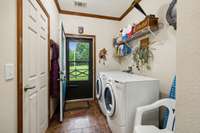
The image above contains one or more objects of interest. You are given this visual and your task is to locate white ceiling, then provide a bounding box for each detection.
[58,0,133,17]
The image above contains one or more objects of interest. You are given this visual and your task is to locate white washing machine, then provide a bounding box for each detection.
[96,72,108,116]
[103,72,159,133]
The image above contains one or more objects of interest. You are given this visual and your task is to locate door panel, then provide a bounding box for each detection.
[66,38,93,101]
[59,24,67,122]
[38,87,48,132]
[23,0,48,132]
[37,6,48,133]
[29,93,38,133]
[23,0,38,132]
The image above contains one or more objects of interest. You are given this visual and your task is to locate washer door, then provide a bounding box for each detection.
[103,83,116,117]
[96,76,103,100]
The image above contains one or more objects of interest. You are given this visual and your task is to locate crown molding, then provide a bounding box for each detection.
[59,9,121,21]
[54,0,141,21]
[120,0,142,20]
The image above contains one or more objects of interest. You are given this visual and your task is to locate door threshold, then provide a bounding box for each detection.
[65,101,90,111]
[65,98,94,103]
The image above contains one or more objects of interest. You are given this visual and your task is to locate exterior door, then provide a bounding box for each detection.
[66,37,93,101]
[23,0,48,132]
[59,24,67,122]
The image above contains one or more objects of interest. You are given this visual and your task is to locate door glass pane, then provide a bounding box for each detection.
[68,41,90,81]
[69,41,89,61]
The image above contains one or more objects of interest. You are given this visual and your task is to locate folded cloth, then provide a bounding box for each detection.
[127,25,133,38]
[113,38,118,47]
[122,34,128,42]
[163,76,176,128]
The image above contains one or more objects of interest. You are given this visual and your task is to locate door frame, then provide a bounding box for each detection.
[65,33,96,102]
[17,0,50,133]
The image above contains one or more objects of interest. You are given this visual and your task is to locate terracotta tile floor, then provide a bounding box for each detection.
[46,101,111,133]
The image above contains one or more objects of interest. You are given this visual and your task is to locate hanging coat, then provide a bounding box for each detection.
[50,42,60,97]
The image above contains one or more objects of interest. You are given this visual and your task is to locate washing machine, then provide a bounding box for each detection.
[96,72,108,116]
[103,72,159,133]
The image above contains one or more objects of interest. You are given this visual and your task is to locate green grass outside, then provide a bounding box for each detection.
[69,65,89,81]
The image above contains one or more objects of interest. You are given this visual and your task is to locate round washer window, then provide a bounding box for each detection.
[104,87,112,111]
[104,84,116,117]
[96,78,102,99]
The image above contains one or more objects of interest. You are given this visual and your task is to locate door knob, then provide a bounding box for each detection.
[57,78,67,81]
[24,85,36,92]
[59,71,64,74]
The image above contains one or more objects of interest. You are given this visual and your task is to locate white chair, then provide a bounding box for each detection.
[134,98,176,133]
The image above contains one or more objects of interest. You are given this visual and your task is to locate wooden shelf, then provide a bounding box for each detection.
[117,26,159,45]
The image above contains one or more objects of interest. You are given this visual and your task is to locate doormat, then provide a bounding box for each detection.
[65,101,90,112]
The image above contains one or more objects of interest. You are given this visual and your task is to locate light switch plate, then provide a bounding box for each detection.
[4,64,14,80]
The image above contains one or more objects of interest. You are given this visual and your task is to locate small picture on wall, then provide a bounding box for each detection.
[78,26,84,34]
[140,37,149,48]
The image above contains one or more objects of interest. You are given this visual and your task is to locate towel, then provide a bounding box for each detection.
[50,42,60,97]
[163,76,176,128]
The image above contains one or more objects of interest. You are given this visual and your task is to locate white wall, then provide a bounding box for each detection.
[60,15,121,72]
[0,0,17,133]
[177,0,200,132]
[41,0,59,118]
[119,0,176,96]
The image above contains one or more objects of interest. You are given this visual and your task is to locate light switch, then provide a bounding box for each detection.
[4,64,14,81]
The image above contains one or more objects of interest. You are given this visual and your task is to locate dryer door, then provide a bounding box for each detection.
[96,75,103,100]
[103,83,116,117]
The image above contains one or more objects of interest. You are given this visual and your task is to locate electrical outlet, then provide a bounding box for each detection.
[4,64,14,81]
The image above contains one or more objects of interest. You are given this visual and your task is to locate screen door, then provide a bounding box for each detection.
[66,37,93,101]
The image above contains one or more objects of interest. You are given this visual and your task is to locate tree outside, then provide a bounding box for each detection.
[69,42,90,81]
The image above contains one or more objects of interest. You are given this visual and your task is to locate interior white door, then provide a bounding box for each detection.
[37,4,48,133]
[23,0,48,132]
[59,23,67,122]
